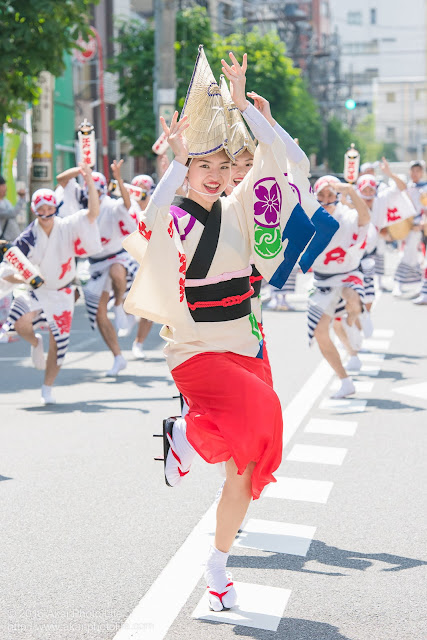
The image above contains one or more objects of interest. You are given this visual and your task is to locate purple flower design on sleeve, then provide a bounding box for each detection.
[253,177,282,228]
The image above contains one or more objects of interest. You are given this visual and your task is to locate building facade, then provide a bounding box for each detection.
[374,77,427,161]
[329,0,427,119]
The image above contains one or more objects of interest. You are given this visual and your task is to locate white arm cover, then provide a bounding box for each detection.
[241,102,275,145]
[152,161,188,209]
[273,122,307,164]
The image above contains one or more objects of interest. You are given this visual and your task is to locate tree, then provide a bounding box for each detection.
[110,7,213,156]
[109,19,156,158]
[175,6,213,110]
[323,117,353,173]
[212,28,322,156]
[110,8,322,158]
[0,0,97,126]
[354,114,398,162]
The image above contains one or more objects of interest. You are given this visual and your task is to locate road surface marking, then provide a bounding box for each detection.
[286,444,348,466]
[358,365,381,377]
[372,329,394,338]
[320,398,367,413]
[281,359,335,449]
[359,353,385,363]
[362,339,391,351]
[264,477,333,504]
[330,379,375,393]
[234,519,316,556]
[392,382,427,401]
[113,504,216,640]
[192,581,292,631]
[305,418,358,437]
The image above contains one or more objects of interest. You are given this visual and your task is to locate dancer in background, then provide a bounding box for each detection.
[129,174,155,359]
[2,164,101,404]
[308,176,370,398]
[392,161,423,295]
[405,161,427,304]
[80,161,138,376]
[0,175,26,242]
[356,161,415,293]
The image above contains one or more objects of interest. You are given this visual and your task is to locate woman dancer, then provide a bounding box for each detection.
[124,48,330,611]
[308,176,370,398]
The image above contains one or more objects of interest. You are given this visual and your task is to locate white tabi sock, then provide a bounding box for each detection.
[346,355,362,373]
[331,377,355,399]
[41,384,56,405]
[106,354,127,377]
[204,545,238,611]
[360,310,374,338]
[113,304,129,331]
[165,417,196,486]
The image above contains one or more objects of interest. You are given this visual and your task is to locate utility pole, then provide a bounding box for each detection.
[154,1,177,137]
[31,71,54,193]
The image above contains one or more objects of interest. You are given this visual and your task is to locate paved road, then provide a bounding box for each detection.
[0,281,426,640]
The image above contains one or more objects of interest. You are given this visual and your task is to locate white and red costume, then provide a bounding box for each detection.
[308,201,369,344]
[3,189,101,363]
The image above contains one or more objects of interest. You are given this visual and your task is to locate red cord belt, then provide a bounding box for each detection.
[187,286,254,311]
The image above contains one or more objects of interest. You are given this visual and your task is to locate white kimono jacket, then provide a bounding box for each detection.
[82,196,139,329]
[371,185,416,230]
[7,210,102,363]
[124,115,321,370]
[311,203,369,278]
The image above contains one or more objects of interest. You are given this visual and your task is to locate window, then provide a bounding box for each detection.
[386,92,396,103]
[386,127,396,140]
[416,89,425,101]
[342,40,379,55]
[370,8,377,24]
[321,1,330,18]
[347,11,362,25]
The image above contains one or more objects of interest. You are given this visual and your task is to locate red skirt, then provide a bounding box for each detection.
[171,351,283,500]
[259,322,273,388]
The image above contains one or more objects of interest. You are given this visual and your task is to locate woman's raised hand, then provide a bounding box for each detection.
[246,91,276,127]
[110,158,124,180]
[78,161,93,183]
[221,52,249,112]
[160,111,189,166]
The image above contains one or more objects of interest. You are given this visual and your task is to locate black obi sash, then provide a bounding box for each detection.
[172,196,253,323]
[250,266,262,298]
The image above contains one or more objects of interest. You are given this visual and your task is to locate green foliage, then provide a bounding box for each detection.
[109,19,155,157]
[211,28,322,156]
[110,7,213,156]
[324,116,353,173]
[110,8,322,158]
[0,0,97,126]
[322,113,399,173]
[354,114,398,162]
[175,6,213,111]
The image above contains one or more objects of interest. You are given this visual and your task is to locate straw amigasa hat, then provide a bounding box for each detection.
[180,45,233,159]
[220,75,256,158]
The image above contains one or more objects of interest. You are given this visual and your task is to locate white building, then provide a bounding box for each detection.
[374,77,427,161]
[330,0,427,136]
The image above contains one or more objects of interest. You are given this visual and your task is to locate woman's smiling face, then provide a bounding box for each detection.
[230,150,254,188]
[187,150,232,206]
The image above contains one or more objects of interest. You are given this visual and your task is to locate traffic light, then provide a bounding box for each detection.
[345,99,356,110]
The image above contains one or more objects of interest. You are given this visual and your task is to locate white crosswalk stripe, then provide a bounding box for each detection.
[286,443,348,465]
